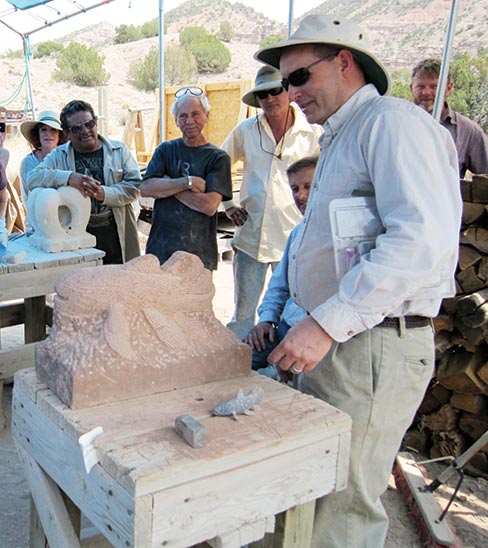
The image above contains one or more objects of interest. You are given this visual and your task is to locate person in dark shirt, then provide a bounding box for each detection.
[141,87,232,270]
[26,100,141,264]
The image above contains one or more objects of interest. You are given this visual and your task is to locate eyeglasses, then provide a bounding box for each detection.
[255,87,284,100]
[281,52,340,91]
[68,118,97,135]
[175,86,204,98]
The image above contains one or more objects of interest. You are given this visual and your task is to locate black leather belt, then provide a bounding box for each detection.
[379,316,431,328]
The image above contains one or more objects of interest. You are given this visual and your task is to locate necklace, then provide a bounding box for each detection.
[256,106,291,160]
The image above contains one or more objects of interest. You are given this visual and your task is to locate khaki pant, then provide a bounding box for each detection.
[300,321,434,548]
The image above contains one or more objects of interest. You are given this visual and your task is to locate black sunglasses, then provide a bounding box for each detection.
[281,52,340,91]
[255,87,284,100]
[68,118,97,135]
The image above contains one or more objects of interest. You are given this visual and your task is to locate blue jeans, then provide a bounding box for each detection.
[251,320,290,380]
[226,249,278,340]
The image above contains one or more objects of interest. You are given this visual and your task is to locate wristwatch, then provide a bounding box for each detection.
[187,175,193,190]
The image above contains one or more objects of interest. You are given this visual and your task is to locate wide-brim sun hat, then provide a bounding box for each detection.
[255,14,391,96]
[242,65,284,108]
[20,110,62,141]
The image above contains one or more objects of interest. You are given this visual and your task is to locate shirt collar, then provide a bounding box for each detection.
[320,84,379,148]
[441,102,456,125]
[257,102,316,135]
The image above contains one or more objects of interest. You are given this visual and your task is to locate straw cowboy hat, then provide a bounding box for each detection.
[20,110,62,141]
[255,14,391,96]
[242,66,284,108]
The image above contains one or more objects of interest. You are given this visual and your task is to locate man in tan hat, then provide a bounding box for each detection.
[257,14,462,547]
[222,65,322,339]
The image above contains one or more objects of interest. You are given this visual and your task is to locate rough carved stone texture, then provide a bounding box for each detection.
[35,252,252,408]
[27,186,96,253]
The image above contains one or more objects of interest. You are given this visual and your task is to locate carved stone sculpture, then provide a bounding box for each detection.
[35,252,252,408]
[27,186,97,253]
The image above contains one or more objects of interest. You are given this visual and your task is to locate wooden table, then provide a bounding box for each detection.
[0,235,104,430]
[12,369,351,548]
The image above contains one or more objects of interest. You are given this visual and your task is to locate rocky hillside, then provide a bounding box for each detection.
[306,0,488,69]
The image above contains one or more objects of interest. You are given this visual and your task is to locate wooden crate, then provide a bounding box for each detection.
[12,369,351,548]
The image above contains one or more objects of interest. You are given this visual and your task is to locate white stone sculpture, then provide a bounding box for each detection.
[35,252,252,408]
[26,186,97,253]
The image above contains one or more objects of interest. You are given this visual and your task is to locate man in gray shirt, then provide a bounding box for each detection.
[411,58,488,177]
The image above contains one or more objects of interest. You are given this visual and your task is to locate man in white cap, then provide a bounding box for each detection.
[222,65,322,339]
[256,14,462,547]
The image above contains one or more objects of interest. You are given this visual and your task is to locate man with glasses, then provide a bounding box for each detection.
[141,87,231,271]
[222,65,322,340]
[256,14,462,548]
[27,100,141,264]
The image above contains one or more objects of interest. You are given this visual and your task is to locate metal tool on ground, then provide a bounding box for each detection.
[394,429,488,547]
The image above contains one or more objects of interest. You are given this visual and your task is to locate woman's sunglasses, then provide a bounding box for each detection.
[254,87,284,100]
[281,52,339,91]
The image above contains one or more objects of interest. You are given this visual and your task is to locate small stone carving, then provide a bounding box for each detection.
[27,186,97,252]
[35,252,252,408]
[213,386,264,420]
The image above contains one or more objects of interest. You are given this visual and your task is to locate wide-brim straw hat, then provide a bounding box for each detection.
[255,14,391,96]
[20,110,62,141]
[242,66,284,108]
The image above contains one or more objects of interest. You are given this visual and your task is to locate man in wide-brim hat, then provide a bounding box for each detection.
[258,14,462,548]
[221,64,322,340]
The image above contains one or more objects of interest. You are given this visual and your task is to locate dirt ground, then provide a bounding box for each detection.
[1,259,488,547]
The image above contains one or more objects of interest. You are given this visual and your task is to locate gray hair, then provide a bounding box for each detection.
[171,93,211,118]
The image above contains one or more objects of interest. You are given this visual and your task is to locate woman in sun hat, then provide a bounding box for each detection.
[19,110,67,203]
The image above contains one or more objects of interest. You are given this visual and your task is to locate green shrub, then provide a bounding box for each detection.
[259,34,285,49]
[180,27,208,49]
[34,41,64,59]
[164,45,197,85]
[114,24,142,44]
[192,37,231,73]
[141,19,159,39]
[53,42,109,87]
[219,21,234,43]
[180,27,231,73]
[129,45,197,91]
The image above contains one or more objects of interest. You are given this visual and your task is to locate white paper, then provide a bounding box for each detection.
[78,426,104,474]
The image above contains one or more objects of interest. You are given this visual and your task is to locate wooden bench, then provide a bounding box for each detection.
[13,369,351,547]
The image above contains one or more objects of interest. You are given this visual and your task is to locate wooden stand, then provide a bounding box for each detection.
[0,236,104,431]
[13,369,351,548]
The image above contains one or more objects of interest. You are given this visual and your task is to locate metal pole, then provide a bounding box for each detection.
[432,0,460,122]
[159,0,165,144]
[287,0,294,38]
[23,35,36,119]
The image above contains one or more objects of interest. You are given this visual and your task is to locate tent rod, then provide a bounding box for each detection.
[433,0,460,122]
[22,0,116,36]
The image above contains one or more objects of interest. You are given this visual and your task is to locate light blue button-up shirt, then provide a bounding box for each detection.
[257,225,307,327]
[288,84,462,342]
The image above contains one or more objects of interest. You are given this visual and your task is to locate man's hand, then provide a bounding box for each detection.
[246,321,275,351]
[187,175,205,193]
[268,316,333,374]
[68,172,101,199]
[226,206,248,226]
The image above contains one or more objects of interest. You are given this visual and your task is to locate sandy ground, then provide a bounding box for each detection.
[1,257,488,547]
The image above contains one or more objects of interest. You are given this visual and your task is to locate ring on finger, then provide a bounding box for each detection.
[291,365,302,374]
